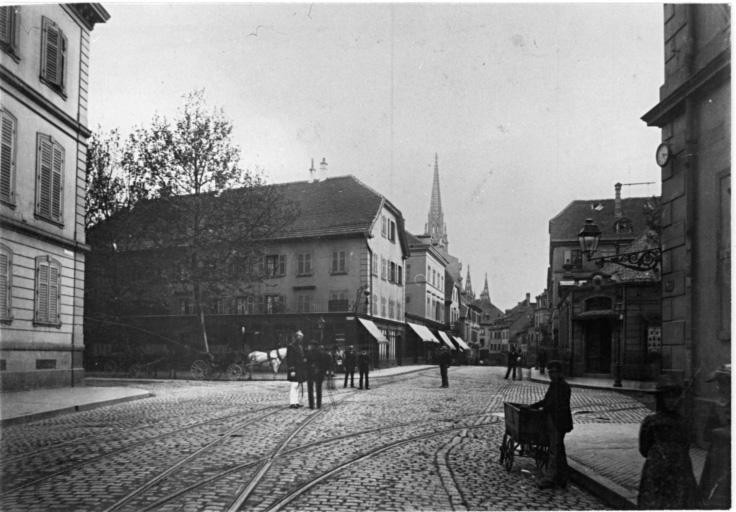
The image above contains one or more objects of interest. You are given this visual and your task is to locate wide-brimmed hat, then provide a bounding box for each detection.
[706,364,731,382]
[656,373,683,392]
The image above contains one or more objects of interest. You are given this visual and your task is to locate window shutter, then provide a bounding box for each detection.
[37,136,53,218]
[48,263,59,322]
[37,261,49,322]
[278,255,286,276]
[43,20,61,86]
[0,250,8,319]
[0,8,9,45]
[51,143,63,220]
[1,111,15,203]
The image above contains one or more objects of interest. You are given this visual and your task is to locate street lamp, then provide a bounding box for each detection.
[578,219,661,271]
[318,315,325,345]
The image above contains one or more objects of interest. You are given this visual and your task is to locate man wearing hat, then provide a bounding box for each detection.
[357,348,371,390]
[528,360,573,489]
[285,331,307,409]
[343,345,357,388]
[438,346,451,388]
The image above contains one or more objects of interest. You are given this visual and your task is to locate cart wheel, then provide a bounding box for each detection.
[499,433,508,465]
[104,361,117,375]
[191,360,209,380]
[129,364,142,378]
[226,363,243,381]
[504,439,515,472]
[535,446,549,469]
[208,365,223,381]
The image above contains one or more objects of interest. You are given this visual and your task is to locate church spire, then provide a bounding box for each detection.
[424,153,449,252]
[464,265,474,299]
[479,273,491,303]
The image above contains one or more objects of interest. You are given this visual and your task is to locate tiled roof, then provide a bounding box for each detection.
[272,175,384,240]
[550,196,658,241]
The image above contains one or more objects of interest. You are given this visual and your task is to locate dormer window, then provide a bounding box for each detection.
[614,218,632,234]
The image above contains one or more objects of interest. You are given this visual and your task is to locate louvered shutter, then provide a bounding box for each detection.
[42,20,60,86]
[37,261,49,322]
[37,136,53,218]
[278,255,286,276]
[0,7,9,46]
[51,143,63,220]
[0,112,14,203]
[48,263,59,323]
[0,250,8,320]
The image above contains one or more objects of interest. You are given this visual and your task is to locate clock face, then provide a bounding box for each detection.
[656,143,671,167]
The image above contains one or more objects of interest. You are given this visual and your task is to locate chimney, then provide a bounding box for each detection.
[614,182,622,218]
[319,157,328,181]
[308,158,316,182]
[526,293,530,306]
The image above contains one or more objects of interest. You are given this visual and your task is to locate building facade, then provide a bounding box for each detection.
[641,4,730,442]
[0,4,109,390]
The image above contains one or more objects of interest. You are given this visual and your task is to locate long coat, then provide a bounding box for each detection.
[285,343,307,383]
[306,348,333,381]
[531,378,573,433]
[344,349,356,370]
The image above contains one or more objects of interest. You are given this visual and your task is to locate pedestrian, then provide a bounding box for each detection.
[357,348,370,390]
[699,364,730,509]
[537,349,548,376]
[637,374,700,509]
[306,343,332,409]
[438,346,451,388]
[504,346,518,380]
[343,345,356,388]
[285,331,307,409]
[528,360,573,489]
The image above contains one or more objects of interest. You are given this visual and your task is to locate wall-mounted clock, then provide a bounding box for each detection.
[656,143,672,167]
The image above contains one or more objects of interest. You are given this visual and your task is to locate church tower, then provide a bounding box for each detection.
[424,154,449,252]
[464,266,475,299]
[479,273,491,303]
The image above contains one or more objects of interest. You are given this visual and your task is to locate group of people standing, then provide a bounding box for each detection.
[285,331,372,410]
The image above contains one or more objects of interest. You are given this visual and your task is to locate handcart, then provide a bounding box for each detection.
[498,402,549,472]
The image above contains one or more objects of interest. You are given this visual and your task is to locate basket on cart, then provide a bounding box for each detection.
[499,402,549,471]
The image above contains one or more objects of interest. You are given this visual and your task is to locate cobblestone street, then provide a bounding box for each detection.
[0,366,654,511]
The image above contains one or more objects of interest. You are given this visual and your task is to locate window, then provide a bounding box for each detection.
[381,215,387,237]
[397,265,402,285]
[372,253,378,276]
[179,298,193,315]
[236,296,256,315]
[381,296,387,317]
[1,109,16,205]
[397,301,402,320]
[389,262,396,283]
[615,218,632,234]
[388,298,395,319]
[0,245,11,323]
[40,17,67,96]
[264,295,282,314]
[35,134,64,224]
[296,294,314,313]
[381,257,387,280]
[372,293,377,314]
[35,256,61,325]
[331,250,346,274]
[0,6,20,59]
[265,254,286,277]
[297,253,312,276]
[389,220,396,242]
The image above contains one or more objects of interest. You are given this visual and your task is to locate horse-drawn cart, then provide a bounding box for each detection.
[190,351,245,381]
[498,402,549,471]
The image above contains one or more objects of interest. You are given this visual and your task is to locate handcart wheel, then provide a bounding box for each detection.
[191,360,209,380]
[226,363,243,381]
[535,446,549,469]
[128,364,142,378]
[504,439,515,471]
[499,433,508,465]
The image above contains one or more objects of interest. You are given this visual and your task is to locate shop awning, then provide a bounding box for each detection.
[437,331,456,350]
[406,322,440,343]
[453,336,471,351]
[359,318,389,343]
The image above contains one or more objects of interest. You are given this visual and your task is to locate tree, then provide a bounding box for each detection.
[87,90,298,353]
[85,128,126,230]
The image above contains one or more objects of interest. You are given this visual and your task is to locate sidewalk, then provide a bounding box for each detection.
[0,365,708,510]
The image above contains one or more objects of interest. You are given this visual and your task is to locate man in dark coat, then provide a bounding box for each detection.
[504,346,518,380]
[537,349,548,376]
[285,331,307,409]
[343,345,357,388]
[438,346,451,388]
[529,360,573,489]
[357,348,371,390]
[306,343,333,409]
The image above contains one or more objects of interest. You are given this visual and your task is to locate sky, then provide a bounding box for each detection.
[87,3,664,311]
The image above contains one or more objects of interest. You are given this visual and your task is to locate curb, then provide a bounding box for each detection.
[567,459,637,510]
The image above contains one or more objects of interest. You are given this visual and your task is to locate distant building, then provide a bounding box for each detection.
[0,4,109,390]
[641,4,730,443]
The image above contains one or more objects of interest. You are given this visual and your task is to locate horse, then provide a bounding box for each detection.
[245,347,287,380]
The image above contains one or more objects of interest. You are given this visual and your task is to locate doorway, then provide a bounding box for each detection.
[584,319,613,374]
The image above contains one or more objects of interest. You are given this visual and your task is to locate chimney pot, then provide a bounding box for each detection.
[319,158,328,181]
[615,183,622,218]
[308,158,316,183]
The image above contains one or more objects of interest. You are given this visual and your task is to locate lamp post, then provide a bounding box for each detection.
[578,219,661,271]
[614,303,623,388]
